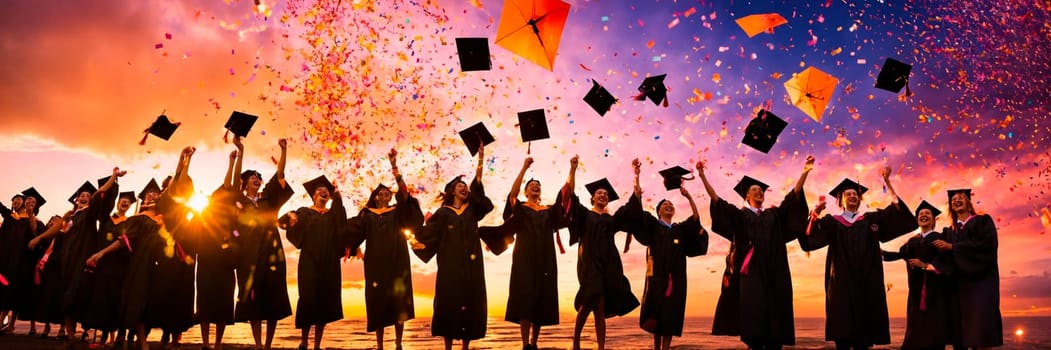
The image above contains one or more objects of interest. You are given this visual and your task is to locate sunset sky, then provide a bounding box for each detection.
[1,0,1049,320]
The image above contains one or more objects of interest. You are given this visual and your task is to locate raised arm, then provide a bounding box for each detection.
[566,155,579,190]
[174,146,195,181]
[384,148,407,201]
[98,166,127,194]
[28,214,68,249]
[632,158,642,198]
[696,160,719,203]
[879,166,901,209]
[508,157,532,202]
[681,185,699,220]
[276,138,288,186]
[232,136,245,190]
[474,142,485,182]
[224,150,237,189]
[794,155,815,194]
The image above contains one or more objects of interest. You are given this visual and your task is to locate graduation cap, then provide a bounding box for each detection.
[457,122,496,156]
[733,176,769,200]
[517,109,549,154]
[138,179,161,201]
[21,187,46,208]
[96,176,114,189]
[829,178,869,201]
[583,80,617,116]
[915,200,941,218]
[455,37,491,72]
[69,181,98,205]
[139,114,181,146]
[741,109,788,154]
[658,165,693,191]
[303,175,335,196]
[947,188,971,201]
[635,74,668,107]
[224,111,258,142]
[584,178,619,202]
[118,191,137,203]
[875,58,912,95]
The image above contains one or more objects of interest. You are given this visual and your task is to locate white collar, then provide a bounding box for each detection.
[920,229,936,238]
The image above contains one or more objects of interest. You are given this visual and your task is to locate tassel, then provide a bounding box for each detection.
[271,156,279,165]
[343,248,352,262]
[904,78,912,97]
[121,234,133,253]
[662,97,669,108]
[920,274,927,311]
[740,247,755,275]
[633,92,646,101]
[139,129,150,145]
[722,275,730,288]
[806,211,817,236]
[175,243,187,262]
[665,273,673,298]
[223,130,230,144]
[527,142,531,155]
[555,231,566,254]
[0,273,8,286]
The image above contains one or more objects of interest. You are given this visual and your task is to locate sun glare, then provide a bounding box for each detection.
[188,192,210,213]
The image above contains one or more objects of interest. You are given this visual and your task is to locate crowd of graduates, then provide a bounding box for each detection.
[0,132,1003,350]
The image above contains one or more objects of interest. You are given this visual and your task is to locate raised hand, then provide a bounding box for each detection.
[814,200,828,215]
[632,158,641,175]
[112,167,128,178]
[388,148,398,166]
[523,156,534,169]
[804,155,816,171]
[229,150,238,162]
[696,160,706,172]
[233,136,244,150]
[278,138,288,150]
[569,155,579,169]
[880,166,892,180]
[680,186,690,197]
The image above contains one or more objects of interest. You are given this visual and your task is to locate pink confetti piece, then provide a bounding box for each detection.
[155,43,164,49]
[165,33,172,40]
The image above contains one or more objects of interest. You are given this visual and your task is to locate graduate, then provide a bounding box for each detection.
[412,137,495,350]
[195,149,243,350]
[494,155,569,350]
[883,200,952,350]
[564,158,640,350]
[231,135,295,350]
[283,174,346,350]
[700,156,813,350]
[803,167,918,349]
[148,152,199,348]
[26,209,68,338]
[80,189,136,344]
[0,191,46,335]
[931,189,1003,348]
[0,194,26,329]
[344,148,424,350]
[619,159,709,350]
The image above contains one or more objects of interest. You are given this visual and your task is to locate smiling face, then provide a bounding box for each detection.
[524,180,541,199]
[454,182,469,202]
[142,191,159,206]
[373,187,392,208]
[11,196,23,211]
[75,191,92,207]
[245,173,263,193]
[746,184,765,208]
[839,188,861,211]
[312,186,331,206]
[591,189,609,208]
[117,198,132,214]
[917,208,935,229]
[659,200,675,220]
[951,193,973,215]
[23,196,36,213]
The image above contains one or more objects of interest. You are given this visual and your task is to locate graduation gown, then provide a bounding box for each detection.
[883,232,952,349]
[619,194,708,337]
[286,195,347,328]
[802,198,917,345]
[61,184,118,319]
[31,227,62,324]
[194,187,240,325]
[500,196,564,326]
[80,215,129,331]
[145,193,197,333]
[940,214,1002,348]
[564,193,639,318]
[709,190,807,345]
[234,174,295,322]
[0,208,45,317]
[345,195,424,332]
[118,213,166,328]
[412,180,494,340]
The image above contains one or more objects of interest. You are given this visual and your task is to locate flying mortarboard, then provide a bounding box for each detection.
[138,179,161,201]
[947,188,971,201]
[583,80,617,116]
[139,114,181,145]
[741,109,788,154]
[21,187,46,208]
[303,175,336,196]
[915,200,941,218]
[658,165,693,191]
[584,178,619,202]
[224,111,258,142]
[69,181,98,204]
[455,37,492,72]
[635,74,668,107]
[875,58,912,95]
[829,178,869,201]
[457,122,496,156]
[517,109,549,154]
[733,176,769,199]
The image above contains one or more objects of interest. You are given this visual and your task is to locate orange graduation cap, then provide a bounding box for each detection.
[784,66,839,122]
[735,13,788,38]
[494,0,571,71]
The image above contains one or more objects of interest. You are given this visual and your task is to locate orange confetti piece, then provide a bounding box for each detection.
[1040,208,1051,228]
[646,40,655,49]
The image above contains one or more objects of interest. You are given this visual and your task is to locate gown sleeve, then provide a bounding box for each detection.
[869,197,919,243]
[477,197,517,256]
[566,193,589,246]
[395,194,425,234]
[261,174,295,209]
[88,181,119,221]
[412,210,443,263]
[802,215,836,251]
[617,193,658,246]
[882,241,907,262]
[709,198,742,242]
[676,216,709,257]
[951,214,998,275]
[773,189,809,244]
[469,179,495,222]
[0,202,11,220]
[285,208,308,249]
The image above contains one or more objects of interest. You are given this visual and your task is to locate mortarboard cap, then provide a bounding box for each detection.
[21,187,46,208]
[118,191,136,203]
[69,181,98,204]
[96,176,114,189]
[517,109,550,143]
[915,200,941,218]
[829,178,869,201]
[636,74,668,106]
[583,80,617,116]
[139,114,181,145]
[303,175,335,196]
[138,179,161,201]
[584,178,619,202]
[741,109,788,154]
[455,37,492,72]
[733,176,769,199]
[658,165,693,190]
[875,58,912,94]
[457,122,496,156]
[947,188,971,201]
[225,111,259,139]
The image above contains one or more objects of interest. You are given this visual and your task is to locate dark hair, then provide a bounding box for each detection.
[439,176,466,207]
[366,184,392,209]
[947,193,976,231]
[655,199,672,217]
[240,170,263,189]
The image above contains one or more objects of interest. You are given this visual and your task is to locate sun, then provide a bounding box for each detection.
[187,192,210,213]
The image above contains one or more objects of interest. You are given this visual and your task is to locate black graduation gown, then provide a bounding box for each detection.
[412,180,494,340]
[883,232,953,349]
[145,193,197,333]
[709,190,807,345]
[0,206,37,310]
[31,226,62,324]
[62,184,118,319]
[234,175,295,322]
[565,193,639,318]
[194,187,240,325]
[286,195,347,328]
[345,195,424,332]
[802,198,917,345]
[619,194,708,337]
[939,214,1002,348]
[500,196,564,326]
[118,214,166,328]
[80,215,129,331]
